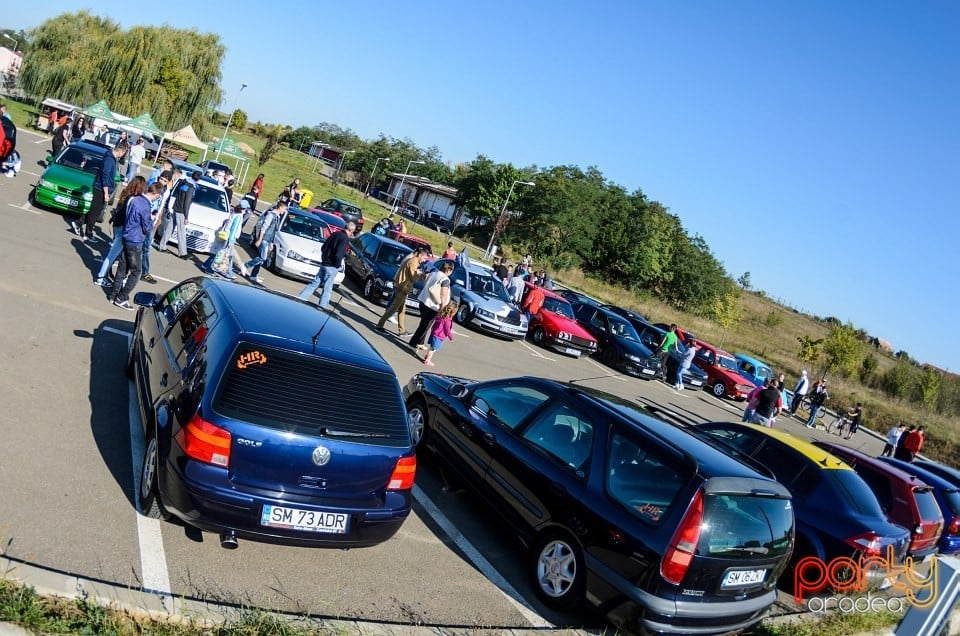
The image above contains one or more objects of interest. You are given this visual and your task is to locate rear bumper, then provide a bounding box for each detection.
[159,457,410,548]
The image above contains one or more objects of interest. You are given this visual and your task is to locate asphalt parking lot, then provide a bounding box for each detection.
[0,130,890,631]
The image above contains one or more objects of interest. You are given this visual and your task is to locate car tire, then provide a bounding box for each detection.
[363,277,375,300]
[530,530,586,611]
[601,347,618,367]
[532,326,546,346]
[405,397,429,448]
[712,381,727,398]
[455,304,472,325]
[138,433,168,520]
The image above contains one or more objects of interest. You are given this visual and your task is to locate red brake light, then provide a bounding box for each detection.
[175,413,231,467]
[387,456,416,490]
[949,517,960,536]
[661,489,704,585]
[844,531,883,558]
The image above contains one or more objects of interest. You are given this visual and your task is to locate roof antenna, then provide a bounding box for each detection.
[310,287,344,351]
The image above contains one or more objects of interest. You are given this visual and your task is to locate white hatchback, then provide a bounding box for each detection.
[271,210,345,286]
[163,178,230,254]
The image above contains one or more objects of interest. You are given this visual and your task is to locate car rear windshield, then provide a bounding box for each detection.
[698,494,794,560]
[213,343,409,446]
[828,470,887,518]
[944,490,960,516]
[915,489,943,522]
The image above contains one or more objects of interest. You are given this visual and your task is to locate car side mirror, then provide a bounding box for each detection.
[133,292,160,307]
[448,383,469,399]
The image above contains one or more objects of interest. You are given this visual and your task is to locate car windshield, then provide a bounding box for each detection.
[282,215,328,242]
[542,297,575,319]
[469,272,512,301]
[377,245,409,266]
[698,494,794,560]
[608,316,639,342]
[718,355,740,372]
[193,185,229,212]
[55,147,103,175]
[339,202,362,217]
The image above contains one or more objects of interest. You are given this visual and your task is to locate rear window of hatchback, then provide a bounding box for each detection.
[213,342,409,446]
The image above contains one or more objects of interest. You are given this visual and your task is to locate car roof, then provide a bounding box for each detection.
[693,339,734,357]
[204,279,393,373]
[704,423,853,470]
[606,306,660,330]
[308,209,347,227]
[364,233,411,251]
[815,441,933,487]
[70,140,111,154]
[915,460,960,485]
[734,353,770,368]
[880,457,960,492]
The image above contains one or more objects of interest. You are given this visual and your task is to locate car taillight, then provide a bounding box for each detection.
[844,531,883,558]
[387,456,416,490]
[949,517,960,536]
[661,489,704,585]
[175,413,231,468]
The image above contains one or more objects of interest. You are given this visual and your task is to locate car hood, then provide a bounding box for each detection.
[538,311,596,341]
[41,164,95,192]
[461,289,518,315]
[188,203,229,231]
[615,338,655,358]
[277,232,324,259]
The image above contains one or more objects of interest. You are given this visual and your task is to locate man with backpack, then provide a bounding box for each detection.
[244,201,286,284]
[159,170,200,258]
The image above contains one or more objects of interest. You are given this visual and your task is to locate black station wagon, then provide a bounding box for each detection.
[127,277,416,549]
[402,374,794,634]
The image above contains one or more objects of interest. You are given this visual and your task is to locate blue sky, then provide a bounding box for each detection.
[8,1,959,370]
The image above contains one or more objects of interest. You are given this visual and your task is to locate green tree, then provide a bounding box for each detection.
[737,271,752,290]
[19,12,224,130]
[915,367,942,410]
[860,353,879,384]
[228,109,247,132]
[797,335,823,372]
[881,360,915,400]
[282,126,318,153]
[712,288,742,348]
[822,323,865,378]
[257,126,284,167]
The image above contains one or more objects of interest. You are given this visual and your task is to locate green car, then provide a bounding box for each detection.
[33,141,120,215]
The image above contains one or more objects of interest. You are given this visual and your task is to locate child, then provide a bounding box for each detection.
[423,302,457,367]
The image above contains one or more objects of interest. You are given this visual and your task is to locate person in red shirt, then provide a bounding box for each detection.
[442,241,456,259]
[902,426,925,461]
[521,281,546,318]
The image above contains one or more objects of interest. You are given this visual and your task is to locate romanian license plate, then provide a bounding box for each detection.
[260,505,349,534]
[722,569,767,588]
[54,194,77,207]
[641,368,656,376]
[691,380,703,387]
[564,347,581,357]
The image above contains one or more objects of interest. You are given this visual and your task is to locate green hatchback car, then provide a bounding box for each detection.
[34,141,120,215]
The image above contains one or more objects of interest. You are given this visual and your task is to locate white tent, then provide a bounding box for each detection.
[163,125,208,151]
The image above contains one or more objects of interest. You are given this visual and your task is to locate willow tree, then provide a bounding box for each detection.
[19,11,224,130]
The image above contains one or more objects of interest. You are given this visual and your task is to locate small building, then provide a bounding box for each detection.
[0,46,22,82]
[307,142,345,166]
[384,173,463,223]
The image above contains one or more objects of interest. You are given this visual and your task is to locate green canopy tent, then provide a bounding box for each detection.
[203,137,251,189]
[82,100,117,123]
[124,113,166,160]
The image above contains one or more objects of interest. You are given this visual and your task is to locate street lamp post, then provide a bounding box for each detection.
[484,180,535,260]
[215,82,247,161]
[2,34,17,54]
[333,150,355,189]
[393,159,425,215]
[364,157,390,198]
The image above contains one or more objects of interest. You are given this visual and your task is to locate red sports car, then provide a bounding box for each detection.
[523,284,598,358]
[692,339,756,400]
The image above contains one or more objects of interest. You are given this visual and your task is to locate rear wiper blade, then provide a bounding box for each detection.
[727,546,770,555]
[320,428,390,439]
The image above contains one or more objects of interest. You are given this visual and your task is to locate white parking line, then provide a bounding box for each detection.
[519,340,555,361]
[412,485,552,628]
[103,326,172,595]
[7,202,40,215]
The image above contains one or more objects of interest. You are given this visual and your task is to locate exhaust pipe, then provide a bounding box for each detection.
[219,530,238,549]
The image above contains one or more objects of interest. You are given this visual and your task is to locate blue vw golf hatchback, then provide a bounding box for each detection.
[127,277,415,549]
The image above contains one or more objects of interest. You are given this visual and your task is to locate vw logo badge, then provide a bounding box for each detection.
[311,446,331,466]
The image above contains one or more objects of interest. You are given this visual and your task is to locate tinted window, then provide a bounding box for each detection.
[608,316,639,341]
[56,147,104,174]
[718,355,739,372]
[214,342,409,445]
[606,431,684,525]
[827,470,887,518]
[700,426,766,456]
[155,280,203,332]
[915,489,943,522]
[944,490,960,516]
[574,304,595,323]
[193,184,228,212]
[165,293,217,368]
[471,384,551,431]
[522,402,594,473]
[855,467,894,513]
[699,494,794,560]
[377,244,409,266]
[751,443,815,498]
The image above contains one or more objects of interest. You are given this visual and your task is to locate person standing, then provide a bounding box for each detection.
[902,426,925,462]
[107,183,163,309]
[805,380,829,428]
[297,221,355,309]
[95,125,110,145]
[244,202,286,284]
[251,173,264,208]
[442,241,456,259]
[125,137,146,183]
[147,159,173,186]
[160,170,200,258]
[882,423,907,458]
[376,247,429,336]
[71,116,86,140]
[675,340,697,390]
[521,280,545,319]
[750,379,782,427]
[844,403,863,440]
[410,261,454,348]
[203,200,246,278]
[422,302,458,367]
[139,170,173,284]
[74,143,124,241]
[790,370,810,415]
[93,177,146,286]
[656,324,679,380]
[493,257,509,286]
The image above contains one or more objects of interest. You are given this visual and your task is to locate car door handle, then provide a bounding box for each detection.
[160,373,168,388]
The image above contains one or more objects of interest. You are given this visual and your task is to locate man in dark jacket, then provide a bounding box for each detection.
[159,170,200,258]
[298,221,355,310]
[750,379,782,427]
[76,143,125,241]
[109,183,163,310]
